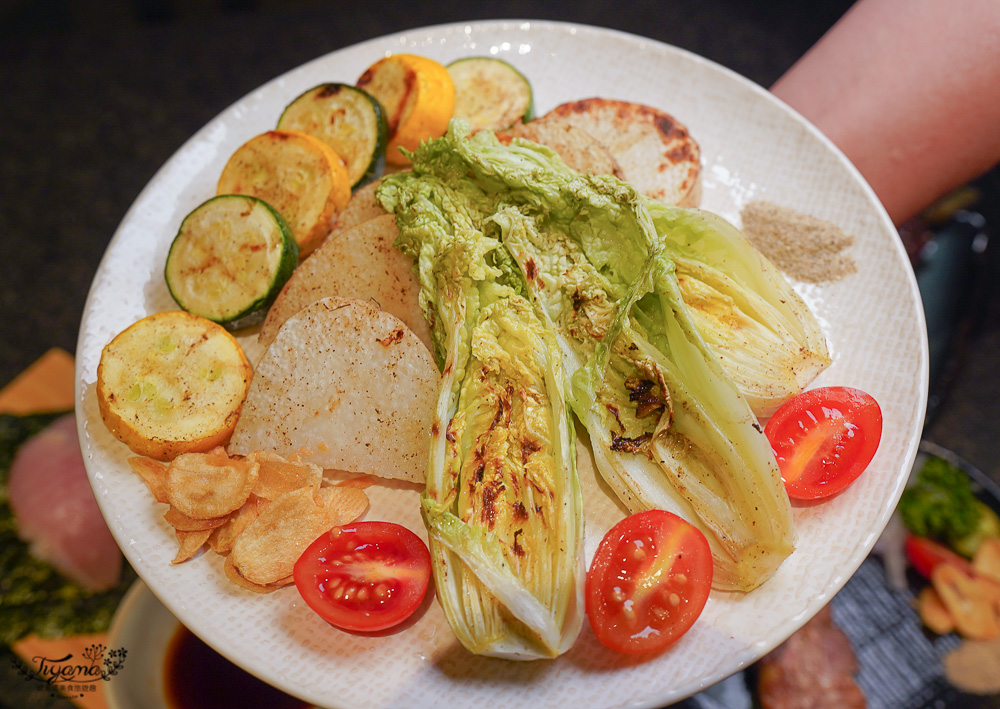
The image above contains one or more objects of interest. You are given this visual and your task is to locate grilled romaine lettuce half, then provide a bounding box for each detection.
[378,170,585,659]
[382,122,798,592]
[647,203,831,416]
[563,254,797,592]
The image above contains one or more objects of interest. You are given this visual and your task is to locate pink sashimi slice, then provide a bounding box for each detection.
[8,412,123,591]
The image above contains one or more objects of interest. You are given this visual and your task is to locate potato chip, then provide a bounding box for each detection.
[164,506,229,532]
[917,585,955,635]
[335,475,377,490]
[229,297,439,484]
[974,538,1000,584]
[166,451,259,519]
[223,555,292,594]
[208,494,269,556]
[172,528,212,564]
[315,484,370,521]
[127,456,169,504]
[247,450,322,500]
[229,484,368,585]
[932,562,1000,640]
[202,445,231,460]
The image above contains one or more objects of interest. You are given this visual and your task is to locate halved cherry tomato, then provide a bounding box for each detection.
[905,534,973,580]
[293,521,431,633]
[586,509,713,655]
[764,386,882,500]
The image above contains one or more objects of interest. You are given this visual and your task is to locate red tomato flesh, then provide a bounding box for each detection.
[764,386,882,500]
[586,510,713,655]
[293,521,431,633]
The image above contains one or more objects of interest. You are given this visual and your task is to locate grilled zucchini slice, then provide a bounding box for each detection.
[277,83,388,189]
[165,194,298,330]
[447,56,533,131]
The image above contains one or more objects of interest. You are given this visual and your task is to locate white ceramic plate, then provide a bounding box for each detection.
[76,19,928,709]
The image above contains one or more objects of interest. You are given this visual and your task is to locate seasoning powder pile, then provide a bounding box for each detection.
[740,201,857,283]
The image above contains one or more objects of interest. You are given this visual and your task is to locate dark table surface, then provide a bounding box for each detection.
[2,1,999,707]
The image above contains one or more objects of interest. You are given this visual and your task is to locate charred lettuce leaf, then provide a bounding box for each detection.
[379,168,584,659]
[647,203,830,417]
[382,122,797,592]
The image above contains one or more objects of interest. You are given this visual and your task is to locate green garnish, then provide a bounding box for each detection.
[899,455,1000,558]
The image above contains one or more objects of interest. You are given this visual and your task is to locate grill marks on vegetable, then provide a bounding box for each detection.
[610,431,653,453]
[316,84,344,100]
[462,368,552,562]
[470,383,512,528]
[544,97,702,207]
[356,66,415,135]
[524,257,538,283]
[378,328,405,346]
[602,354,674,456]
[564,276,615,346]
[625,375,667,419]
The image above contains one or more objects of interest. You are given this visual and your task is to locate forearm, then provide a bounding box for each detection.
[771,0,1000,225]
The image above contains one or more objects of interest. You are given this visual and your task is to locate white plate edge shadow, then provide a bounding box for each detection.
[104,580,176,709]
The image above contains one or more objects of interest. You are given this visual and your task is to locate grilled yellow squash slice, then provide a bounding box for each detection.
[356,53,454,166]
[97,311,252,461]
[217,129,350,256]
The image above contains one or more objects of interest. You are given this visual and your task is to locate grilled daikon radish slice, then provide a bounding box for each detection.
[258,214,430,354]
[356,53,455,166]
[217,129,350,255]
[277,83,388,189]
[229,296,439,483]
[328,178,388,235]
[97,311,252,461]
[165,194,298,330]
[448,56,533,131]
